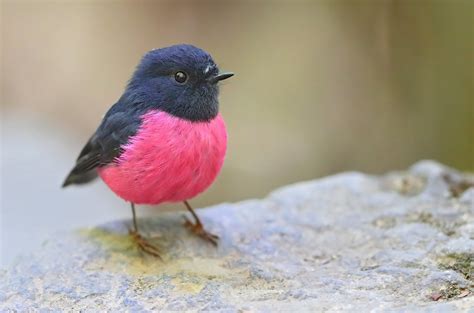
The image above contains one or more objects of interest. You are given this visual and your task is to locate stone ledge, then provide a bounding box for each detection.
[1,160,473,311]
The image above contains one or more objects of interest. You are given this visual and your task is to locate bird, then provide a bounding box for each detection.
[62,44,233,257]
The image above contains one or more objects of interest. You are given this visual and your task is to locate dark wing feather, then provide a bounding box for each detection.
[62,99,142,188]
[76,134,97,161]
[61,136,101,187]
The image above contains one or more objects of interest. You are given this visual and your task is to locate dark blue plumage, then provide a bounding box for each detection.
[125,44,221,122]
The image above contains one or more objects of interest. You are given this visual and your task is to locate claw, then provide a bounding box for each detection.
[129,230,162,259]
[183,215,219,246]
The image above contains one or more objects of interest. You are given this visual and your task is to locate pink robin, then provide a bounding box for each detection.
[63,44,233,257]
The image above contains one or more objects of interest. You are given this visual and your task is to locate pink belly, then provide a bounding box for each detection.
[98,110,227,204]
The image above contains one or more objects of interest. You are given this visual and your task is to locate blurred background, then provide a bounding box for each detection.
[1,0,473,267]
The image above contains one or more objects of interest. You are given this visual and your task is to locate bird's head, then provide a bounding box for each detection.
[125,44,233,122]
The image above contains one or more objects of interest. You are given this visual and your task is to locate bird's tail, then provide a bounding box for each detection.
[62,170,99,188]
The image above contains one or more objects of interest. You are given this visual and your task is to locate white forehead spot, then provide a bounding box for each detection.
[204,63,213,74]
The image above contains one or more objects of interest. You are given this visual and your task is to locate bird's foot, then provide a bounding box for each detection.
[183,216,219,246]
[129,230,162,259]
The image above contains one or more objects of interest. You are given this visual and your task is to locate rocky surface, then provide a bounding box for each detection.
[1,161,473,311]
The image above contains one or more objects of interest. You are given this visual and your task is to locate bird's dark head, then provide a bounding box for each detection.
[125,44,233,122]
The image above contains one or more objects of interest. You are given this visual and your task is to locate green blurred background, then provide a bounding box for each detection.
[1,0,473,266]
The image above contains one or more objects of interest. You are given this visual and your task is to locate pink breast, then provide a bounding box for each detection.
[98,110,227,204]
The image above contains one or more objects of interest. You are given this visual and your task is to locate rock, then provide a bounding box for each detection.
[1,160,473,311]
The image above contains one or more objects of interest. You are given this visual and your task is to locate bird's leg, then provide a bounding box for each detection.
[129,203,162,258]
[183,200,219,246]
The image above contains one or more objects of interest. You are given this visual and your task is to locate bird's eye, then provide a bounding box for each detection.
[174,71,188,84]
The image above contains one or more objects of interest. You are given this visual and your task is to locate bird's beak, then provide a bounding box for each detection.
[209,72,234,84]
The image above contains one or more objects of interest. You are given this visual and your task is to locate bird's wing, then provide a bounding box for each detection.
[62,102,141,187]
[61,134,101,187]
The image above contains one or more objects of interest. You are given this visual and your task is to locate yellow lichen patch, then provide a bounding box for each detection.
[78,228,137,254]
[78,228,238,280]
[78,228,166,275]
[171,278,205,295]
[165,258,233,279]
